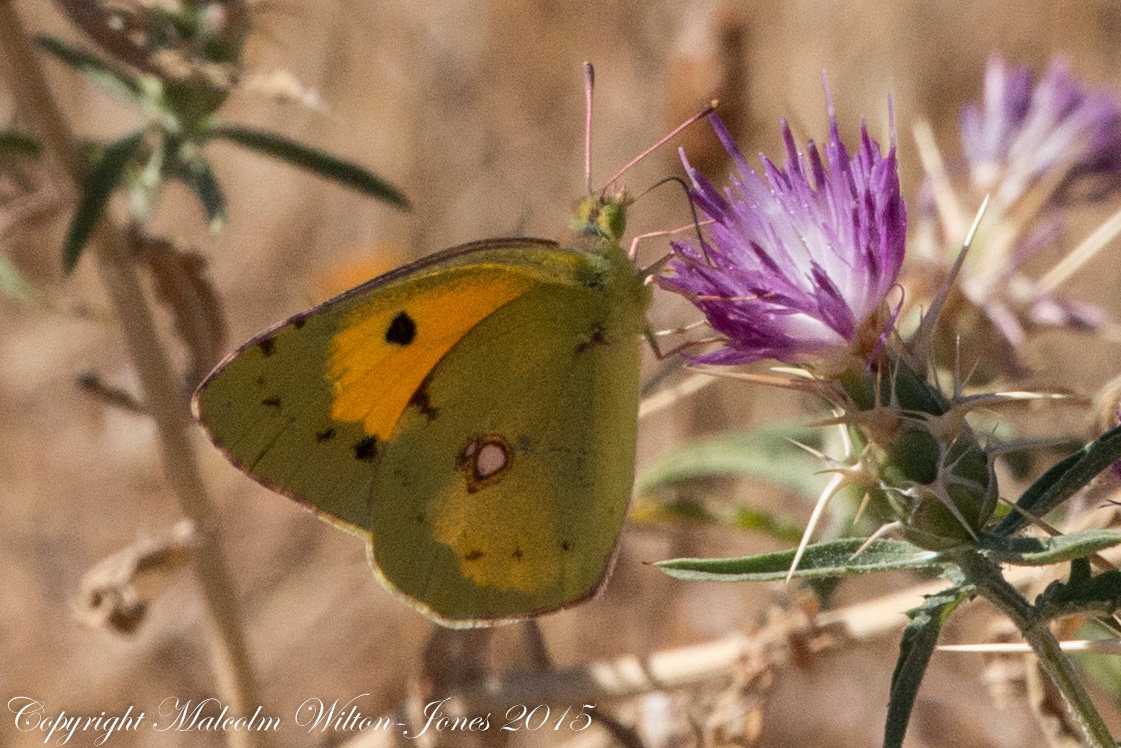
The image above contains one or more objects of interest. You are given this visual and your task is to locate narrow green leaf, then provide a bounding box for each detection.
[205,125,409,209]
[980,529,1121,566]
[63,131,145,273]
[178,157,227,231]
[635,423,829,500]
[36,36,143,102]
[884,586,972,748]
[994,423,1121,536]
[0,130,40,158]
[726,506,805,544]
[656,538,945,582]
[630,496,805,545]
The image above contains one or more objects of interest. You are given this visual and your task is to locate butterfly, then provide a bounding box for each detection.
[193,194,651,628]
[191,67,706,627]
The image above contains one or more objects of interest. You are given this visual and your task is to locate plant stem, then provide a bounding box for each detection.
[0,4,263,745]
[957,550,1114,748]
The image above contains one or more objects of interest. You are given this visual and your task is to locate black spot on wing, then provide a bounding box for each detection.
[354,436,378,462]
[575,324,608,354]
[561,540,572,551]
[316,427,336,442]
[262,396,281,409]
[512,548,524,561]
[257,337,276,356]
[293,318,306,330]
[385,311,417,345]
[464,550,485,561]
[408,381,439,421]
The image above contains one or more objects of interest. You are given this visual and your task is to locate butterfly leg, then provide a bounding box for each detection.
[629,218,714,263]
[643,323,724,360]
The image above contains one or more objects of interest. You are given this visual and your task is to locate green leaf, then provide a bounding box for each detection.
[635,423,829,500]
[630,496,805,545]
[63,131,146,273]
[36,36,143,102]
[177,157,227,231]
[0,130,40,158]
[979,529,1121,566]
[884,586,972,748]
[656,538,945,582]
[994,424,1121,537]
[205,125,409,209]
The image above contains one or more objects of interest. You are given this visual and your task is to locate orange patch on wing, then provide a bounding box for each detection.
[326,267,537,440]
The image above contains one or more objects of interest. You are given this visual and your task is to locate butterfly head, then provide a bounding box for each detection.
[568,188,630,247]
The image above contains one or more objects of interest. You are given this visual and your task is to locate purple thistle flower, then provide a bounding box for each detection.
[961,56,1121,206]
[658,98,906,367]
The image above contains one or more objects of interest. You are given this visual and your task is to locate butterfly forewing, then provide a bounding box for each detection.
[194,239,570,531]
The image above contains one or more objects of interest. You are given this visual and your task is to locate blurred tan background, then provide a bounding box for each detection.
[5,1,1121,746]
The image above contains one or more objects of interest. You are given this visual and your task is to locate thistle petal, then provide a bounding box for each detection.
[961,56,1121,206]
[659,91,906,367]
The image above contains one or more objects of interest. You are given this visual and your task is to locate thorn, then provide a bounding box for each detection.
[911,195,990,370]
[787,472,847,583]
[784,437,831,462]
[852,490,873,525]
[850,521,902,559]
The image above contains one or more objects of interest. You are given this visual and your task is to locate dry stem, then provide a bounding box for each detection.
[0,3,263,745]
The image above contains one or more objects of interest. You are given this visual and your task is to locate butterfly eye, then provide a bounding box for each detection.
[598,201,626,242]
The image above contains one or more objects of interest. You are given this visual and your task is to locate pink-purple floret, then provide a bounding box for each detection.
[961,57,1121,203]
[659,104,906,366]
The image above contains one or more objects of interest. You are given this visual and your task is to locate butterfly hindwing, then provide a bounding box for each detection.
[369,277,645,624]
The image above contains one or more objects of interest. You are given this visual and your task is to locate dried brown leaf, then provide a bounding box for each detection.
[134,231,228,390]
[74,520,197,636]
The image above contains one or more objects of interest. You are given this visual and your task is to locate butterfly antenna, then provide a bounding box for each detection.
[584,62,595,195]
[602,99,718,195]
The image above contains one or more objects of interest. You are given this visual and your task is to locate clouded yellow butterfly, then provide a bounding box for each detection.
[192,66,702,626]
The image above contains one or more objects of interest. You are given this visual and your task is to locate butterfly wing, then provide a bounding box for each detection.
[368,272,646,625]
[193,237,649,624]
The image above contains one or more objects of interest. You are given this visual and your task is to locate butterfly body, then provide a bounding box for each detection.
[193,194,651,626]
